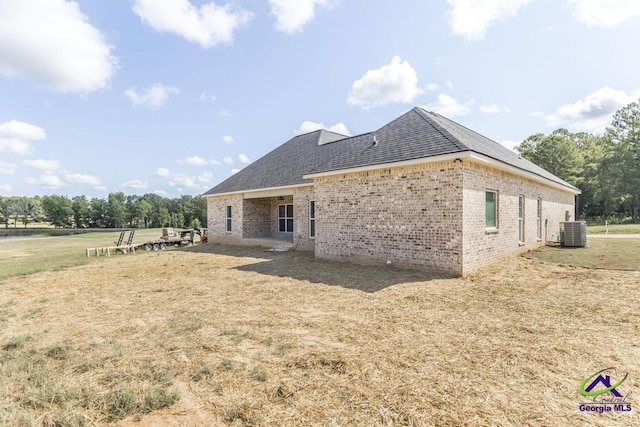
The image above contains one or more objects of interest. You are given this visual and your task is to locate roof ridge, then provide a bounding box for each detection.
[306,132,373,173]
[424,108,509,150]
[294,128,324,138]
[295,128,350,139]
[413,107,470,151]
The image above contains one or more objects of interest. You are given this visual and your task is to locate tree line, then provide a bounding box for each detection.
[2,101,638,228]
[517,99,640,223]
[0,193,207,229]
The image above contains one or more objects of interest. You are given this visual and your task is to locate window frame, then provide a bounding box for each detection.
[309,200,316,238]
[485,190,498,230]
[278,203,294,233]
[225,205,232,232]
[518,195,525,243]
[536,197,542,240]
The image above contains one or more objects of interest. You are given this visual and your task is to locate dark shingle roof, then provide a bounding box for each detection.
[419,109,575,189]
[308,107,577,190]
[203,129,353,195]
[204,107,578,196]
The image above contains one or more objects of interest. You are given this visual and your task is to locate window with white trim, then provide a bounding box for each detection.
[537,198,542,240]
[309,201,316,238]
[225,205,232,232]
[518,195,525,243]
[278,204,293,233]
[485,191,497,229]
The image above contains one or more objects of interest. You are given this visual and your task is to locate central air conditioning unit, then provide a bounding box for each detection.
[560,221,587,247]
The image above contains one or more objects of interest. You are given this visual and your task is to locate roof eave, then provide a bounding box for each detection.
[303,151,581,195]
[203,182,313,198]
[468,152,581,195]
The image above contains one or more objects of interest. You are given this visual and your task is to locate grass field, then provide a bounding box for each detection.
[587,223,640,234]
[526,238,640,270]
[0,229,163,281]
[0,237,639,426]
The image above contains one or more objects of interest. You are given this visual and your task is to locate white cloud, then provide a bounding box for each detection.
[199,92,217,101]
[448,0,533,40]
[0,184,11,193]
[179,156,209,166]
[154,167,212,189]
[0,139,31,155]
[545,86,640,132]
[423,94,472,117]
[0,120,46,141]
[0,161,17,175]
[155,168,171,177]
[479,104,510,114]
[296,121,351,135]
[166,173,197,188]
[230,168,240,175]
[210,158,221,165]
[0,0,117,93]
[223,156,234,165]
[125,84,179,108]
[122,179,148,190]
[154,190,170,196]
[132,0,253,48]
[348,56,424,109]
[169,173,198,188]
[22,159,61,170]
[567,0,640,27]
[0,120,46,155]
[218,109,232,117]
[64,173,102,187]
[500,139,521,151]
[25,174,66,189]
[238,153,251,164]
[425,83,439,91]
[197,172,213,183]
[269,0,334,33]
[223,135,234,144]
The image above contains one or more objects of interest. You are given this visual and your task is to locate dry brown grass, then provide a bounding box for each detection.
[1,244,639,426]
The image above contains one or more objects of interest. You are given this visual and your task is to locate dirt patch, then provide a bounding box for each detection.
[1,245,639,426]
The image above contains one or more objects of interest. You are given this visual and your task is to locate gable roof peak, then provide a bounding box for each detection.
[293,128,350,146]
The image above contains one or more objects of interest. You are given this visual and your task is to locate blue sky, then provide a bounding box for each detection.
[1,0,639,198]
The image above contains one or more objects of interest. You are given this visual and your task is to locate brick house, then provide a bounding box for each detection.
[203,107,579,275]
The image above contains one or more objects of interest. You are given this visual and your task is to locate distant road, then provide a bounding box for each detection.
[588,234,640,238]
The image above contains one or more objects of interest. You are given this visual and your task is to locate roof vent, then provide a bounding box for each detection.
[370,135,379,147]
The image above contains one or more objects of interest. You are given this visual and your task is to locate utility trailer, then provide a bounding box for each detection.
[138,227,206,251]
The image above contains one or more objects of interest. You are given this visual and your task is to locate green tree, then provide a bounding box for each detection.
[157,207,171,228]
[135,200,153,228]
[516,128,585,187]
[605,100,640,222]
[107,192,127,228]
[41,195,74,228]
[0,197,15,228]
[89,198,108,228]
[72,196,91,228]
[15,196,42,228]
[140,193,165,227]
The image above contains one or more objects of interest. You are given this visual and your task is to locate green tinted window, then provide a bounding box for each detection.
[486,191,496,228]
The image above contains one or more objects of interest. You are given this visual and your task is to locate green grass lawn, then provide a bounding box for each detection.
[526,237,640,270]
[0,229,164,281]
[586,223,640,234]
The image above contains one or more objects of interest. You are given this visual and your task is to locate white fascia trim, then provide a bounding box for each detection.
[302,152,469,179]
[204,183,313,199]
[468,152,581,195]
